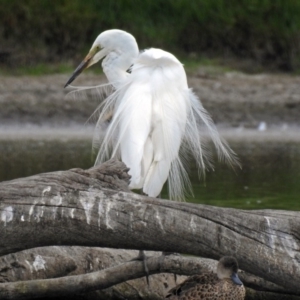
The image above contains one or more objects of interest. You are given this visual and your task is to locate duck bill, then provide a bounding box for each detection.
[231,273,243,285]
[64,47,99,88]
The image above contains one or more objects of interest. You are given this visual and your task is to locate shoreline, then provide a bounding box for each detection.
[1,125,299,142]
[1,70,300,130]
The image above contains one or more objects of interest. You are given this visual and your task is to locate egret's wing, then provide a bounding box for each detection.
[146,86,192,201]
[94,78,153,190]
[131,50,191,200]
[116,83,153,188]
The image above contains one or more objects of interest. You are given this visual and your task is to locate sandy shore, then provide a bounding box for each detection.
[1,69,300,130]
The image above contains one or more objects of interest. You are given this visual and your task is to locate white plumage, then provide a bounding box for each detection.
[65,29,239,201]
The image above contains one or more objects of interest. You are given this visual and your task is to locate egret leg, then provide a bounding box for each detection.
[159,252,180,283]
[130,250,150,285]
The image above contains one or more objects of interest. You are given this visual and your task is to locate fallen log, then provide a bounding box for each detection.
[1,250,300,300]
[0,246,274,293]
[1,246,300,300]
[0,247,181,300]
[0,160,300,296]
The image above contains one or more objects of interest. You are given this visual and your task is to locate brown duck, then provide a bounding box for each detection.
[165,256,245,300]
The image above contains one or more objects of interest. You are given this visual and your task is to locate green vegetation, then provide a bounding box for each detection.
[1,0,300,72]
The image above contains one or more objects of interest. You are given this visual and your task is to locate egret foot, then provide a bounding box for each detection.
[159,252,181,283]
[130,250,150,285]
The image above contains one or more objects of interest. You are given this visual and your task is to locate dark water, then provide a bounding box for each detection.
[1,132,300,211]
[187,140,300,210]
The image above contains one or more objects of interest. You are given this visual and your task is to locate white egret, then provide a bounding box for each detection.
[65,29,239,201]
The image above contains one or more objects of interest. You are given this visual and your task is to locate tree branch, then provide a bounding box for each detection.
[1,252,300,300]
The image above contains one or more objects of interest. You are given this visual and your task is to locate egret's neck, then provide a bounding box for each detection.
[102,51,138,88]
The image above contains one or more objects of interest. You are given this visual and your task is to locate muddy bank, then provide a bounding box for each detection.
[1,69,300,128]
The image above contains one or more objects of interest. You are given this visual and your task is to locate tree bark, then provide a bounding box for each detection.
[0,246,299,300]
[1,160,300,295]
[1,251,299,300]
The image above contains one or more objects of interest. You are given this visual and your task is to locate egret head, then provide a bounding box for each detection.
[64,29,138,87]
[217,256,243,285]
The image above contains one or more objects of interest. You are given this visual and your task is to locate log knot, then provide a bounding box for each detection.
[71,159,131,192]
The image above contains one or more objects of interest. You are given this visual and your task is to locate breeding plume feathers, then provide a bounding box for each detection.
[64,29,239,201]
[91,48,239,201]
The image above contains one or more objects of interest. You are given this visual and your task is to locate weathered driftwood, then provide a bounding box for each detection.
[0,246,299,300]
[1,249,300,300]
[0,160,300,296]
[0,246,186,300]
[0,246,276,292]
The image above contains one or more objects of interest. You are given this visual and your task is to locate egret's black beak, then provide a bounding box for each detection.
[64,46,100,87]
[64,59,90,88]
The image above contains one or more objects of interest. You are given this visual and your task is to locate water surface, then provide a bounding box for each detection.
[1,128,300,211]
